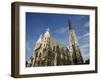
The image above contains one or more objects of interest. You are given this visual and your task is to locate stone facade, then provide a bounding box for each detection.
[26,20,84,67]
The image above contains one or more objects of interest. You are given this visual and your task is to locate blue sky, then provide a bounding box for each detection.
[26,12,89,61]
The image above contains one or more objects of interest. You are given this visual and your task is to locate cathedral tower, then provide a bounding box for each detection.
[31,28,54,66]
[68,19,83,64]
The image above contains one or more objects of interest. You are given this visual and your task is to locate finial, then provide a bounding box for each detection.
[68,18,73,30]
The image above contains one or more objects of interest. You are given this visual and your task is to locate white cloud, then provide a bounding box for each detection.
[79,33,90,61]
[80,43,90,61]
[26,41,31,51]
[84,21,89,28]
[79,33,89,51]
[81,44,89,49]
[79,32,89,40]
[57,27,67,34]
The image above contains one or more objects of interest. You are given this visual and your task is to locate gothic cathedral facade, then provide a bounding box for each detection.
[26,19,84,67]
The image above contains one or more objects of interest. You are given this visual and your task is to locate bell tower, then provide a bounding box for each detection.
[68,19,83,64]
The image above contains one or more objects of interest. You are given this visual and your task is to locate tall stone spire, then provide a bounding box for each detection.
[68,19,83,64]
